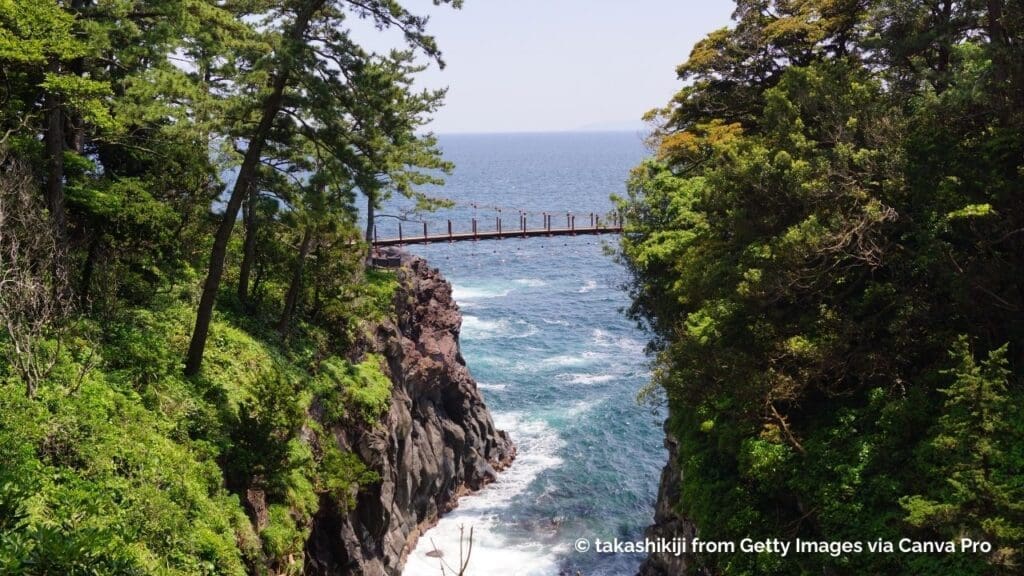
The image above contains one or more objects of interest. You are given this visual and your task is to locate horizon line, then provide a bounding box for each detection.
[426,128,652,136]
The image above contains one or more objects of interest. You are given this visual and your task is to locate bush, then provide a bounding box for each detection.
[315,354,391,425]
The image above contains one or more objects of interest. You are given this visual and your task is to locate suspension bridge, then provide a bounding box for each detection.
[371,210,624,247]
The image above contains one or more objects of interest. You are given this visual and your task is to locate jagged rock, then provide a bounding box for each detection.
[305,252,515,576]
[637,421,701,576]
[245,487,268,531]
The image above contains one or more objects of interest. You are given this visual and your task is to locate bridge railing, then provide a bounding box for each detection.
[372,210,624,246]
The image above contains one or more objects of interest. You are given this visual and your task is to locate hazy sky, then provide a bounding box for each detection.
[353,1,735,134]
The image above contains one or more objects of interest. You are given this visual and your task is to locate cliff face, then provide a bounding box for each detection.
[305,254,514,575]
[637,422,699,576]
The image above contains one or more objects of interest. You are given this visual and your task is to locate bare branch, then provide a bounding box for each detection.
[0,148,75,397]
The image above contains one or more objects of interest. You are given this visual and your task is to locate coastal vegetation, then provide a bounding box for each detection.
[0,0,453,573]
[621,1,1023,574]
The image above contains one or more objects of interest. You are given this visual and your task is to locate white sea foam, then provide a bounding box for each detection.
[404,412,564,576]
[562,397,603,417]
[591,328,646,355]
[539,354,590,368]
[451,279,542,303]
[404,533,560,576]
[461,315,500,333]
[475,412,564,509]
[558,373,616,385]
[452,283,514,301]
[461,316,538,340]
[577,279,598,293]
[541,318,569,326]
[476,382,508,391]
[471,354,514,370]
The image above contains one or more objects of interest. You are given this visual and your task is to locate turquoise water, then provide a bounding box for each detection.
[390,133,663,576]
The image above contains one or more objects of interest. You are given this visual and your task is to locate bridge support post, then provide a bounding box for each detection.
[448,220,452,242]
[571,214,575,234]
[398,222,403,245]
[373,225,377,244]
[472,218,477,240]
[567,212,570,228]
[497,216,501,236]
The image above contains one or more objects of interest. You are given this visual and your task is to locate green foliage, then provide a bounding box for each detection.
[0,0,451,571]
[260,504,304,569]
[317,444,381,512]
[0,279,396,573]
[623,1,1024,574]
[359,269,400,320]
[346,356,393,422]
[0,356,248,575]
[315,354,392,425]
[225,372,306,495]
[901,338,1024,566]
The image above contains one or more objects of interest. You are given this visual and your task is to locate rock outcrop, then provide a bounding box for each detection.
[305,252,514,576]
[637,421,700,576]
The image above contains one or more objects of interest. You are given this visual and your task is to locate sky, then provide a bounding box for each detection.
[351,1,736,134]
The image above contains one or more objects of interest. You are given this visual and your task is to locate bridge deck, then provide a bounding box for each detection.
[373,225,622,246]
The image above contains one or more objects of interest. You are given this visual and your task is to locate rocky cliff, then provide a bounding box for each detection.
[637,421,700,576]
[304,253,515,575]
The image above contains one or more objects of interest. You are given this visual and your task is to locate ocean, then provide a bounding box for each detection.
[380,132,663,576]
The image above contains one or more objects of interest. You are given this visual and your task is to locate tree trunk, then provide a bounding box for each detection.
[984,0,1022,116]
[184,0,325,376]
[278,227,314,336]
[184,96,279,375]
[311,244,322,319]
[987,0,1008,87]
[238,185,258,306]
[365,192,375,265]
[44,58,67,257]
[65,0,87,155]
[933,0,953,93]
[78,230,103,305]
[65,111,86,153]
[252,260,266,307]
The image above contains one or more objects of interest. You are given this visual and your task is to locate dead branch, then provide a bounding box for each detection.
[0,148,75,397]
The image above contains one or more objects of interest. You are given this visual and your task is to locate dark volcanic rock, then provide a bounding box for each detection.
[305,252,514,576]
[637,421,701,576]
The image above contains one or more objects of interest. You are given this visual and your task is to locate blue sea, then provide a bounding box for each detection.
[385,132,664,576]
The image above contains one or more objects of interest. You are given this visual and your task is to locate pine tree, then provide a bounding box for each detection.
[184,0,460,375]
[902,338,1023,569]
